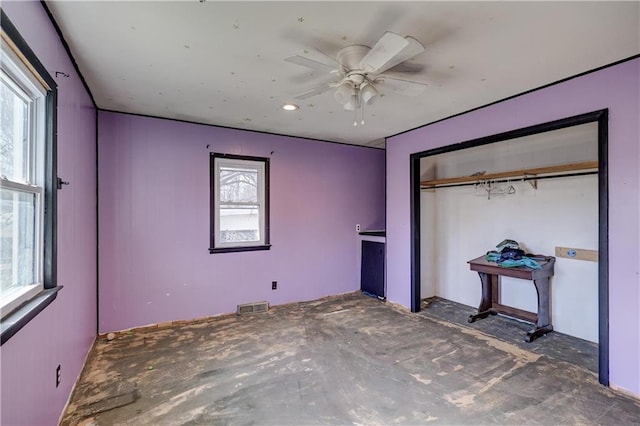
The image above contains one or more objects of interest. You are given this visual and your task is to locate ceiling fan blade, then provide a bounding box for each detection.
[285,49,338,73]
[359,31,409,73]
[376,75,427,96]
[290,68,343,86]
[374,36,425,75]
[293,84,333,100]
[386,61,426,74]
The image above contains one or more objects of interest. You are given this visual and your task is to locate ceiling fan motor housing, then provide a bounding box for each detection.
[337,45,371,73]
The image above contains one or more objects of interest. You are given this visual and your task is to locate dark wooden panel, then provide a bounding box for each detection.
[494,303,538,323]
[361,241,385,299]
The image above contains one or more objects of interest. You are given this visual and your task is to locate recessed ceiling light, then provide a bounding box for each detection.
[282,103,299,111]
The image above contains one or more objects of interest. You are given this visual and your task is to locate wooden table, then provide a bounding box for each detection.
[467,255,555,342]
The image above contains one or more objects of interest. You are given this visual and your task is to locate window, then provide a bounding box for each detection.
[0,11,58,344]
[210,153,270,253]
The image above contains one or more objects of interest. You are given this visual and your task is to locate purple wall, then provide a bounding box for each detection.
[1,2,97,425]
[386,59,640,396]
[98,111,385,332]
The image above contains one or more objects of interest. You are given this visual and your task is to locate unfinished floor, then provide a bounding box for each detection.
[62,292,640,425]
[419,297,599,375]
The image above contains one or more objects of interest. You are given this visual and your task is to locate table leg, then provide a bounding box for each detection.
[468,272,498,323]
[525,277,554,342]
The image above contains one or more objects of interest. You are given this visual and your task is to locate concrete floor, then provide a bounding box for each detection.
[62,292,640,425]
[419,297,599,374]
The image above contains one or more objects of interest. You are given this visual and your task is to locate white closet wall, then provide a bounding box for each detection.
[420,123,599,342]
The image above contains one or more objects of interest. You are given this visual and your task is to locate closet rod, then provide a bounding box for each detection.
[420,170,598,190]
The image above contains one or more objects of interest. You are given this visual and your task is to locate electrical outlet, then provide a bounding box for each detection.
[356,224,361,232]
[272,281,277,290]
[56,364,61,388]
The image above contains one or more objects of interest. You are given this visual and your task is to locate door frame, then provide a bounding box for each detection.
[409,109,609,385]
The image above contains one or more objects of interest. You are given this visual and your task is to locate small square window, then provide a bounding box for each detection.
[210,154,270,253]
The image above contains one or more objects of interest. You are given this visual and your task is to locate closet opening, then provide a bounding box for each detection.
[409,109,608,385]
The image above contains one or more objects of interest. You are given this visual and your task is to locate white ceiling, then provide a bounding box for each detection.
[45,1,639,148]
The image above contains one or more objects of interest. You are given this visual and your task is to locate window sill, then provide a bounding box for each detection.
[209,244,271,254]
[0,286,62,345]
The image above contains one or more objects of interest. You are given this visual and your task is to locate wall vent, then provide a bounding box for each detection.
[237,301,269,315]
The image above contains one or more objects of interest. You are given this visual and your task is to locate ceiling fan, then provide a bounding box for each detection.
[285,31,427,125]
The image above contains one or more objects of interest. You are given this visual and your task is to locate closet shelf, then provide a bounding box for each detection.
[420,161,598,189]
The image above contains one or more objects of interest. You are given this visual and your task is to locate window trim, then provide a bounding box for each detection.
[213,157,265,248]
[209,153,270,254]
[0,10,59,346]
[1,50,47,315]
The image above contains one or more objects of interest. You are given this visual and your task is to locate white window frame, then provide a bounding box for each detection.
[210,154,270,253]
[0,29,48,319]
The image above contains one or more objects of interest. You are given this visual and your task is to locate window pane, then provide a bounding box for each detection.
[0,75,30,183]
[0,188,36,293]
[219,167,258,203]
[219,205,260,243]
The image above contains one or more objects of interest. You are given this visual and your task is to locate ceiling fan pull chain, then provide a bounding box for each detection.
[361,97,366,125]
[353,107,357,127]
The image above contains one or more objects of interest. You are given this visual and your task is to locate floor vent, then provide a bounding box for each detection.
[237,301,269,315]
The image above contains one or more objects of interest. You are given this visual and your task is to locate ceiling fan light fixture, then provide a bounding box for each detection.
[334,82,352,105]
[360,83,379,106]
[344,91,360,111]
[343,100,355,111]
